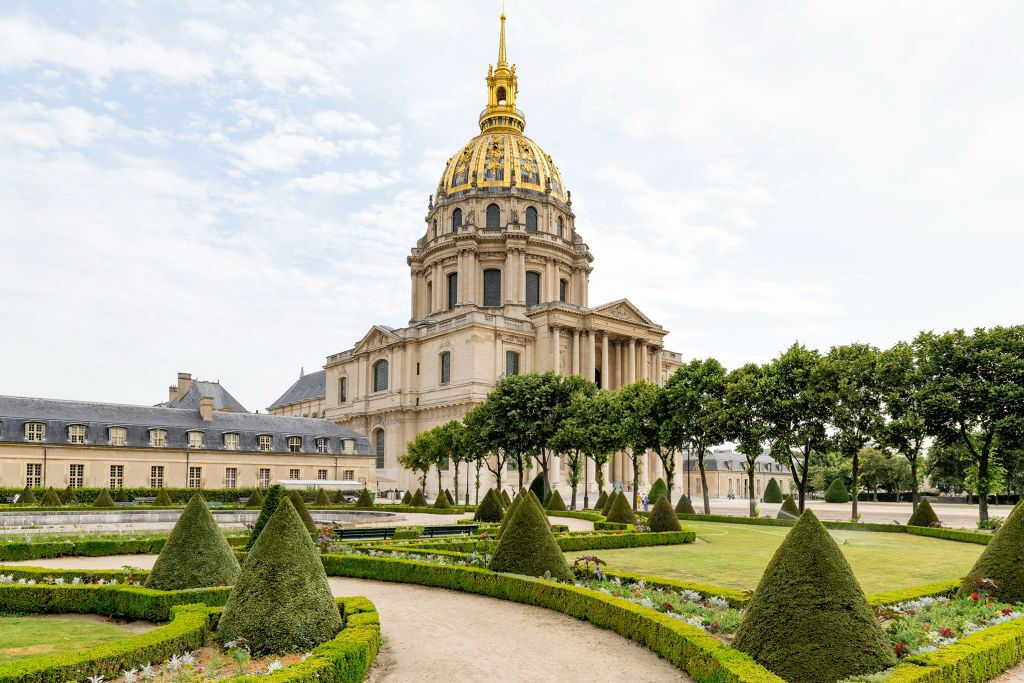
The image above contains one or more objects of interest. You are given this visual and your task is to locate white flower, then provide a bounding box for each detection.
[123,669,138,683]
[0,575,13,584]
[139,663,155,680]
[16,578,27,584]
[71,577,82,585]
[685,616,705,629]
[87,676,105,683]
[639,597,655,609]
[54,577,65,585]
[179,651,196,664]
[97,579,106,585]
[266,659,284,674]
[708,596,730,609]
[166,654,183,671]
[680,589,701,602]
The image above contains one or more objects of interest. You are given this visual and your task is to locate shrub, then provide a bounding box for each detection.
[907,498,940,527]
[40,487,62,507]
[733,510,896,682]
[17,485,37,505]
[601,490,618,517]
[288,491,318,534]
[60,485,78,505]
[647,478,668,505]
[529,472,550,505]
[93,489,115,507]
[245,488,264,508]
[605,491,637,525]
[962,500,1024,602]
[594,490,608,512]
[145,494,240,590]
[646,495,681,532]
[777,495,800,519]
[401,490,412,505]
[315,488,332,506]
[674,494,695,514]
[501,489,512,507]
[762,477,783,504]
[154,487,173,506]
[474,489,504,523]
[444,488,455,505]
[824,478,850,503]
[246,484,287,550]
[489,486,573,581]
[498,490,526,537]
[354,488,374,508]
[546,489,567,511]
[217,497,342,654]
[433,490,452,509]
[410,488,428,507]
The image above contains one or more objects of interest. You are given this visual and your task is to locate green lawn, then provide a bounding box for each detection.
[0,616,131,664]
[567,521,984,594]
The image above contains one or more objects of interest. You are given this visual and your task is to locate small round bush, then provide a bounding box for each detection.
[546,489,567,511]
[762,477,783,504]
[474,489,504,523]
[433,490,451,509]
[601,490,618,517]
[315,488,332,506]
[410,488,428,507]
[60,486,78,505]
[647,478,668,505]
[401,490,412,505]
[962,500,1024,603]
[824,478,850,503]
[489,488,572,581]
[154,488,173,506]
[593,490,608,511]
[146,494,240,590]
[777,495,801,519]
[675,494,696,514]
[605,491,636,525]
[287,491,317,533]
[907,498,940,527]
[247,484,287,550]
[93,489,115,508]
[246,488,264,508]
[647,495,681,532]
[354,488,374,508]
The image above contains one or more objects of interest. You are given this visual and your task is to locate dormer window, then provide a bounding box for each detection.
[187,431,204,449]
[258,434,272,452]
[316,437,330,453]
[288,436,302,453]
[150,428,167,447]
[224,433,240,450]
[108,426,127,446]
[25,422,45,442]
[68,424,86,444]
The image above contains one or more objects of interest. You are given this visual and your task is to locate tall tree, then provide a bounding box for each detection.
[618,381,662,509]
[858,447,891,501]
[662,359,729,514]
[724,363,769,517]
[825,343,883,521]
[542,374,597,503]
[436,421,466,504]
[761,343,835,511]
[484,374,542,489]
[398,430,433,491]
[876,341,929,508]
[463,401,507,494]
[917,326,1024,521]
[575,390,626,507]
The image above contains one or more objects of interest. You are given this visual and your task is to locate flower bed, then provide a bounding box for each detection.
[878,593,1023,658]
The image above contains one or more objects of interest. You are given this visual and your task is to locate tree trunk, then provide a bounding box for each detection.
[632,455,640,510]
[748,468,756,517]
[850,450,860,522]
[571,484,578,511]
[453,463,460,504]
[517,458,524,490]
[583,455,590,510]
[979,451,990,522]
[911,457,918,510]
[436,468,442,497]
[698,456,711,514]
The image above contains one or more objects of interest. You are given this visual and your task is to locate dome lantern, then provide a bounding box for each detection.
[480,11,525,134]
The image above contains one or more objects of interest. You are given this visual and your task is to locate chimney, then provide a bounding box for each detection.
[177,372,193,395]
[199,395,214,421]
[168,385,178,402]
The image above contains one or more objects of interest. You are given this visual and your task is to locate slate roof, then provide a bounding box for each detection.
[681,449,791,474]
[268,370,326,410]
[0,395,371,456]
[157,380,249,413]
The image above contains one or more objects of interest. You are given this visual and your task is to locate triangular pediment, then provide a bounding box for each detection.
[590,299,656,326]
[352,325,402,354]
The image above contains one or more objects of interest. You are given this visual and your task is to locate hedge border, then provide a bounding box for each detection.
[676,512,908,534]
[885,615,1024,682]
[0,582,230,621]
[905,525,992,545]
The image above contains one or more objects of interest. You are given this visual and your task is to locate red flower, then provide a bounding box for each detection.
[921,624,931,631]
[1003,608,1014,616]
[939,627,955,638]
[661,601,675,612]
[894,642,910,657]
[971,592,980,601]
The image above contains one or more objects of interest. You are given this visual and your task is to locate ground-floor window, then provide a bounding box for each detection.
[289,468,300,480]
[109,464,124,489]
[69,463,84,488]
[343,469,355,481]
[224,467,237,489]
[150,465,164,489]
[317,469,328,480]
[258,468,271,487]
[188,466,202,488]
[25,463,41,487]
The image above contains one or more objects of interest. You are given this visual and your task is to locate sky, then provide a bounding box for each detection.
[1,1,1022,412]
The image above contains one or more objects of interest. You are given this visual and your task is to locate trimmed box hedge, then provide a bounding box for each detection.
[546,509,605,522]
[675,512,908,534]
[866,579,962,608]
[0,582,230,621]
[906,525,992,545]
[884,615,1024,682]
[0,537,166,562]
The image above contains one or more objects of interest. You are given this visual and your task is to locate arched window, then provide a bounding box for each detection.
[439,351,451,385]
[374,429,385,469]
[452,208,462,232]
[496,86,507,104]
[446,272,458,311]
[486,203,500,229]
[432,219,437,239]
[425,281,432,314]
[559,278,568,303]
[525,206,538,232]
[557,216,564,238]
[483,269,502,307]
[505,350,520,376]
[373,360,389,392]
[525,271,541,307]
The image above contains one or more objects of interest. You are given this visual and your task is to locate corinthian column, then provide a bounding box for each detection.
[587,330,596,382]
[551,325,561,375]
[600,332,609,389]
[627,338,637,384]
[571,328,580,375]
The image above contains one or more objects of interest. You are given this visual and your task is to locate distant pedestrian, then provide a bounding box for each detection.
[643,494,649,512]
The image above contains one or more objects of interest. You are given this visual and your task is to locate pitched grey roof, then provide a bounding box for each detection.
[158,380,249,413]
[682,449,791,474]
[0,395,371,456]
[268,370,326,410]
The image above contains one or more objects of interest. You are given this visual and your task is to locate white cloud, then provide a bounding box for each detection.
[287,170,401,194]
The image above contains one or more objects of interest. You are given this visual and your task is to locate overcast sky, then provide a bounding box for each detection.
[1,1,1022,412]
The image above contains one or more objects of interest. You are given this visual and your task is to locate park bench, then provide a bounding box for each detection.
[333,526,396,542]
[133,496,156,504]
[421,524,478,538]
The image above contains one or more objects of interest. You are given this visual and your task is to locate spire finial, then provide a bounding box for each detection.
[497,5,507,66]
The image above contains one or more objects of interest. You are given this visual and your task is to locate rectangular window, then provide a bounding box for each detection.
[483,269,502,307]
[525,271,540,307]
[440,457,449,471]
[68,424,86,444]
[25,422,45,442]
[108,426,127,446]
[150,429,167,447]
[224,433,240,450]
[69,464,84,488]
[338,377,347,403]
[507,459,518,471]
[109,464,124,489]
[288,436,302,453]
[316,437,330,453]
[187,466,202,488]
[505,350,520,376]
[225,467,237,489]
[289,468,301,480]
[258,435,272,451]
[343,469,355,481]
[258,468,271,487]
[317,469,328,480]
[559,278,567,303]
[150,465,164,489]
[188,431,204,449]
[447,272,458,311]
[440,352,451,385]
[26,463,42,487]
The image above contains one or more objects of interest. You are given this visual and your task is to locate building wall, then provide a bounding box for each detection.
[267,397,326,418]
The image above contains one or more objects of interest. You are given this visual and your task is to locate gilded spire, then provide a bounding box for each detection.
[497,8,507,66]
[480,6,525,133]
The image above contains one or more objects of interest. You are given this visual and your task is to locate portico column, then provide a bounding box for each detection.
[640,342,649,382]
[551,325,561,375]
[654,346,662,385]
[571,328,580,375]
[587,330,596,382]
[618,342,626,387]
[600,332,609,388]
[628,338,637,384]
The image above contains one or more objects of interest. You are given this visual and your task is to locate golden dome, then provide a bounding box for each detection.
[437,132,567,202]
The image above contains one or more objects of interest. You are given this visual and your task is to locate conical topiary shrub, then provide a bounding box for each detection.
[401,490,412,505]
[60,486,78,505]
[528,472,550,505]
[146,494,240,590]
[733,510,896,682]
[601,490,618,517]
[498,490,527,537]
[17,486,37,506]
[647,495,681,532]
[962,501,1024,603]
[93,489,115,508]
[154,488,173,506]
[216,498,342,654]
[777,495,801,519]
[594,490,608,511]
[824,478,850,503]
[246,488,264,508]
[354,488,374,508]
[605,491,637,525]
[546,488,567,511]
[410,488,427,507]
[315,488,332,507]
[488,488,572,581]
[907,498,940,527]
[762,477,783,504]
[648,478,668,505]
[246,484,287,550]
[40,487,62,507]
[675,494,696,514]
[474,489,504,523]
[433,490,451,509]
[287,491,317,534]
[501,489,512,507]
[444,488,455,505]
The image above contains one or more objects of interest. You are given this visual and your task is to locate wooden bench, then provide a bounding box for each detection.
[133,497,156,504]
[421,524,478,538]
[333,526,396,542]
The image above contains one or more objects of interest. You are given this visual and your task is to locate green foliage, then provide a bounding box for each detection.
[410,488,427,507]
[824,477,850,503]
[40,487,62,507]
[601,490,618,516]
[474,489,504,523]
[605,491,637,525]
[546,488,567,511]
[17,486,37,505]
[776,495,800,519]
[733,510,897,682]
[217,497,342,654]
[489,486,573,581]
[92,488,115,507]
[675,494,696,514]
[962,501,1024,602]
[433,489,452,509]
[154,487,173,506]
[288,490,318,534]
[528,472,550,504]
[907,498,940,527]
[444,488,455,505]
[145,494,240,590]
[646,495,681,532]
[762,477,783,503]
[594,489,608,511]
[354,488,374,508]
[886,612,1024,682]
[246,484,287,550]
[245,488,264,508]
[501,489,512,507]
[60,486,78,505]
[906,526,990,545]
[401,489,412,505]
[498,490,526,537]
[647,478,668,505]
[315,488,332,506]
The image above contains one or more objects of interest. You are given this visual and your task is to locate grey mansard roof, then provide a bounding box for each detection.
[681,449,791,474]
[157,380,249,413]
[0,395,371,456]
[268,370,326,410]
